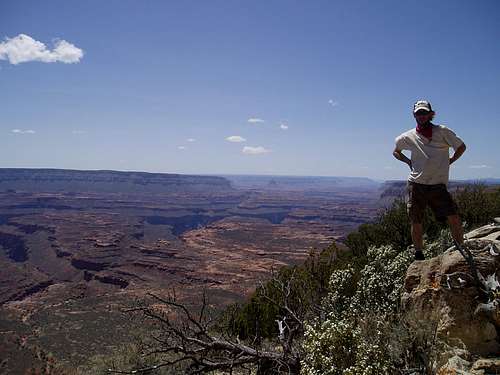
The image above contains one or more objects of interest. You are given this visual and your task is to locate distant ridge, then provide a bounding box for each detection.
[221,174,381,191]
[0,168,233,194]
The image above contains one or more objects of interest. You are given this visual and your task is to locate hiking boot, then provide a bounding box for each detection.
[415,250,425,261]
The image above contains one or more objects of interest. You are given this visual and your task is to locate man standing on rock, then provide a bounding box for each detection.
[393,100,467,260]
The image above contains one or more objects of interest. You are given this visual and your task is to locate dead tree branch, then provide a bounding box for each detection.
[115,285,302,375]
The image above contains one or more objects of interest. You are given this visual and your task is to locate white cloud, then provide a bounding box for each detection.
[187,138,196,142]
[248,118,265,124]
[242,146,271,155]
[12,129,35,134]
[469,164,492,169]
[0,34,83,65]
[328,99,339,107]
[280,123,289,130]
[225,135,246,143]
[178,146,186,150]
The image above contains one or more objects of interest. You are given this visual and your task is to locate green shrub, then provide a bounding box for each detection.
[301,244,413,375]
[454,184,500,229]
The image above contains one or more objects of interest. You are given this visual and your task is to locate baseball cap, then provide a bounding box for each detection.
[413,100,433,113]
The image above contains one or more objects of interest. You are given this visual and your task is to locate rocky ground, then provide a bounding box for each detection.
[403,219,500,374]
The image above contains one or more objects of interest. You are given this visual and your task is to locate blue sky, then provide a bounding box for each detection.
[1,0,499,181]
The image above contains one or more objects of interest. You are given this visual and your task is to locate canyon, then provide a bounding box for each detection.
[0,169,382,372]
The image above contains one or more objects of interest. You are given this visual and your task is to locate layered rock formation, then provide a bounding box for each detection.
[0,168,233,193]
[402,220,500,374]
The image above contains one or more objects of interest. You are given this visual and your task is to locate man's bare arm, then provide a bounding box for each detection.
[393,147,412,169]
[450,143,466,165]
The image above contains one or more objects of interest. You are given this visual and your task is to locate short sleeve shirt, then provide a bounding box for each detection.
[395,125,464,185]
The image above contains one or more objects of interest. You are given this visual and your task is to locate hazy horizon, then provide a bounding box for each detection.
[2,167,500,185]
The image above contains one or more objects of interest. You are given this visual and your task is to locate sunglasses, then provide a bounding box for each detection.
[414,110,431,116]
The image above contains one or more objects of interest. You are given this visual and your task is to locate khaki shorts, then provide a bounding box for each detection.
[407,181,458,223]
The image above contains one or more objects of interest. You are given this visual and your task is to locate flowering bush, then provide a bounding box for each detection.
[301,245,414,375]
[352,245,412,316]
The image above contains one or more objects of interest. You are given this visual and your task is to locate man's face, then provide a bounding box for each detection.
[414,110,433,125]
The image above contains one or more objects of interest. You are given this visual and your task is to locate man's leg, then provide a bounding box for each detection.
[447,214,464,245]
[428,185,463,246]
[411,222,424,250]
[407,182,426,260]
[411,222,425,260]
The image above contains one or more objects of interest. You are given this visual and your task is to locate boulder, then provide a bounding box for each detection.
[402,223,500,373]
[483,231,500,241]
[464,223,500,239]
[471,358,500,374]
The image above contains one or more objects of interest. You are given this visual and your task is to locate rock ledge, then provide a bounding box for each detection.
[402,220,500,374]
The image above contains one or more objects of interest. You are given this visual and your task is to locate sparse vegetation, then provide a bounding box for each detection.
[454,184,500,229]
[74,185,500,374]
